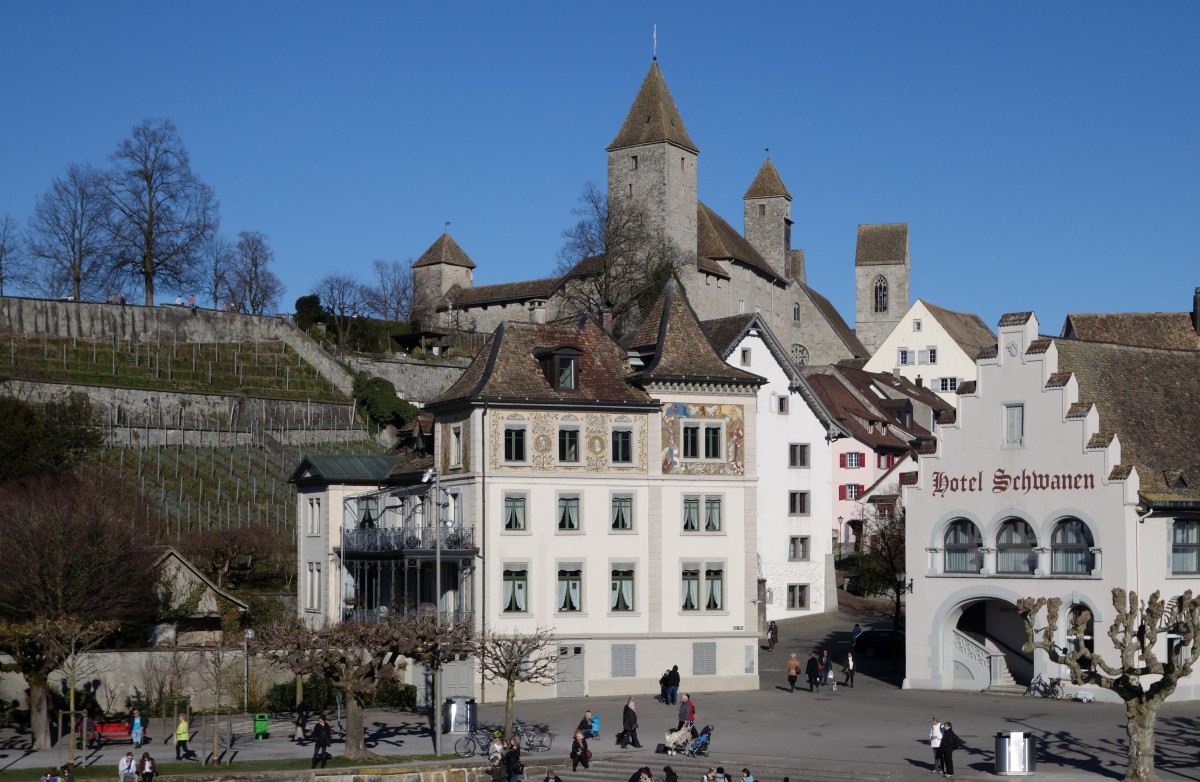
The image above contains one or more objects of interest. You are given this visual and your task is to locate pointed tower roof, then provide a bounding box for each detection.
[411,232,477,269]
[743,158,791,200]
[607,61,699,154]
[627,279,762,386]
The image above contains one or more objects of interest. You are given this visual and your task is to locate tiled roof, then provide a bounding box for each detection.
[386,451,434,479]
[628,280,764,386]
[998,312,1033,327]
[607,61,699,154]
[744,159,791,200]
[1055,338,1200,503]
[1061,312,1200,351]
[1045,372,1072,389]
[696,256,731,280]
[797,282,870,358]
[697,202,784,283]
[854,224,908,266]
[1027,338,1052,355]
[802,365,945,450]
[699,314,758,358]
[412,232,476,270]
[1087,432,1115,449]
[976,345,998,360]
[920,301,996,357]
[957,381,977,394]
[430,316,654,408]
[438,277,560,309]
[1065,402,1092,419]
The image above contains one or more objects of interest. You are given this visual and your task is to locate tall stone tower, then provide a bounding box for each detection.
[411,232,476,328]
[853,223,910,355]
[606,61,698,261]
[743,158,794,280]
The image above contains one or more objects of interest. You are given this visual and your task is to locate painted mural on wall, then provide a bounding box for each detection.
[488,411,648,473]
[661,402,745,476]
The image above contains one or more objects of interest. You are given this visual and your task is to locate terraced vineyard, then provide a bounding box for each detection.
[0,334,348,402]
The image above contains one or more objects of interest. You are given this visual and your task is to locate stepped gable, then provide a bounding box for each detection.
[744,158,792,199]
[795,281,870,358]
[607,60,699,154]
[412,232,476,269]
[854,223,908,265]
[921,300,996,356]
[628,280,763,386]
[1054,338,1200,504]
[1061,312,1200,351]
[697,202,783,283]
[429,316,653,407]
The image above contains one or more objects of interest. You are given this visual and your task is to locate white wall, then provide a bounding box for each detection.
[864,301,980,405]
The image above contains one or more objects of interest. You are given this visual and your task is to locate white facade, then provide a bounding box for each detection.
[864,300,987,405]
[903,313,1200,701]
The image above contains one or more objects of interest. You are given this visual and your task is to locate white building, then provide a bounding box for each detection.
[903,310,1200,701]
[702,314,845,620]
[863,300,995,405]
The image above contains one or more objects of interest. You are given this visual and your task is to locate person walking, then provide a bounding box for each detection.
[118,752,137,782]
[619,696,642,748]
[786,652,801,692]
[939,721,963,778]
[819,649,833,687]
[766,621,778,652]
[137,752,157,782]
[174,714,191,761]
[928,716,944,774]
[311,714,333,769]
[504,736,523,782]
[805,652,821,692]
[131,709,144,748]
[851,623,863,644]
[664,665,681,705]
[570,729,591,771]
[676,694,695,731]
[487,756,507,782]
[843,652,856,688]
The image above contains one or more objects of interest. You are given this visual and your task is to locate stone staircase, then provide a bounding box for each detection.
[562,748,904,782]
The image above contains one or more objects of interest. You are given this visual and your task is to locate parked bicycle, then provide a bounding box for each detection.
[454,727,495,758]
[512,719,553,752]
[1024,672,1065,699]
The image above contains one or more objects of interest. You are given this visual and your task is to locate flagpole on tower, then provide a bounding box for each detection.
[653,24,657,60]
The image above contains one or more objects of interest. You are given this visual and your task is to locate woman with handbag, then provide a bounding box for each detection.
[570,729,591,771]
[620,696,642,748]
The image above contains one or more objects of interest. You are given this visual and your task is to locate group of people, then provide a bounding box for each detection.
[37,763,75,782]
[785,650,855,692]
[705,767,754,782]
[928,716,964,777]
[117,751,157,782]
[485,735,526,782]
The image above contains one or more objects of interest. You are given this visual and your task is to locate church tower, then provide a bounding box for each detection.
[853,223,910,355]
[411,232,476,328]
[606,61,698,261]
[743,158,795,281]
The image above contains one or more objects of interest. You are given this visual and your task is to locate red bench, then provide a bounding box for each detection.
[94,721,133,747]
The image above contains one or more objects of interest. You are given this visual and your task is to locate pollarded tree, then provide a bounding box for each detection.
[395,614,476,754]
[25,162,113,302]
[228,231,284,315]
[1020,589,1200,782]
[103,118,218,305]
[474,627,558,742]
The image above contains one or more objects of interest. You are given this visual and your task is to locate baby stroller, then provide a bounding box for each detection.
[687,724,714,757]
[663,722,696,755]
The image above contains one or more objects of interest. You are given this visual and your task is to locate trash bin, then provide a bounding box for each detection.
[443,697,477,733]
[253,713,270,741]
[995,731,1037,775]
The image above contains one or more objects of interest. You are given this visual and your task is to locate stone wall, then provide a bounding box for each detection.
[345,356,467,404]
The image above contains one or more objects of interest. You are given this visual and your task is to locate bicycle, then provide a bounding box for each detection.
[512,719,553,752]
[1023,672,1065,699]
[454,727,494,758]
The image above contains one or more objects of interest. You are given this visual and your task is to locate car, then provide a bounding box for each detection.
[852,628,906,658]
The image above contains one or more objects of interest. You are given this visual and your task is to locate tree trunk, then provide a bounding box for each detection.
[1124,698,1162,781]
[342,696,380,762]
[28,674,51,751]
[503,681,516,743]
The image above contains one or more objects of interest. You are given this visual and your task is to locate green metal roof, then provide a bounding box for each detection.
[290,454,401,484]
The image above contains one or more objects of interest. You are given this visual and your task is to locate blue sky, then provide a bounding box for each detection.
[2,1,1198,333]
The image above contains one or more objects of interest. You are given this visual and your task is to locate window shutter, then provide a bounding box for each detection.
[858,452,866,466]
[611,644,636,677]
[838,485,847,500]
[692,642,717,676]
[839,453,846,468]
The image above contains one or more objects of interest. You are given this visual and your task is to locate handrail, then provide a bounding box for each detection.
[343,524,475,553]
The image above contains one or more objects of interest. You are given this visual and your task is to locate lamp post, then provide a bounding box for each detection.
[243,628,255,713]
[421,468,443,756]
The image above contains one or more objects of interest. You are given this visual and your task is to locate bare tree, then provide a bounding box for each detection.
[853,489,907,666]
[197,233,234,310]
[255,618,411,761]
[1020,589,1200,782]
[473,627,558,742]
[175,525,286,590]
[102,118,218,305]
[361,259,414,322]
[555,182,689,335]
[228,231,284,315]
[25,163,113,301]
[0,212,25,296]
[313,273,365,347]
[194,647,240,765]
[394,615,476,753]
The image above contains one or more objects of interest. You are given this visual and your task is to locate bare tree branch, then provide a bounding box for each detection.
[25,163,113,301]
[0,213,24,296]
[228,231,284,315]
[313,273,366,347]
[473,626,558,741]
[361,259,414,322]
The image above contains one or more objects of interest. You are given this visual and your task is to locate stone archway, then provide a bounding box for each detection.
[937,595,1033,690]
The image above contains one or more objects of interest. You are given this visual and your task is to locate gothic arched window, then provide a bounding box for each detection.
[793,302,801,321]
[873,276,888,313]
[790,344,809,365]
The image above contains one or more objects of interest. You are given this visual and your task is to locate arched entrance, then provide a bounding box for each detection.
[942,596,1032,690]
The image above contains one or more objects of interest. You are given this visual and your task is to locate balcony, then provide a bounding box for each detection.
[343,606,476,625]
[342,524,475,555]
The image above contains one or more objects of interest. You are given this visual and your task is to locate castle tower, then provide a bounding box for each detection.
[743,158,794,280]
[853,223,910,355]
[606,61,698,261]
[411,232,476,327]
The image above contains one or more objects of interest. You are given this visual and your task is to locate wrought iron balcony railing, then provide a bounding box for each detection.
[342,524,475,554]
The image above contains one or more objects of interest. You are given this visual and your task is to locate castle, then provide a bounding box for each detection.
[412,59,909,364]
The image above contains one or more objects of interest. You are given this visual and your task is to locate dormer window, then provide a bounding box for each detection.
[536,347,582,391]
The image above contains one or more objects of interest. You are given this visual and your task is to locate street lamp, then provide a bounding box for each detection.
[243,628,255,713]
[421,467,444,756]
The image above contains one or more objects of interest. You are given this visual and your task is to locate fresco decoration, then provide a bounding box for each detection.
[661,402,745,476]
[487,411,647,473]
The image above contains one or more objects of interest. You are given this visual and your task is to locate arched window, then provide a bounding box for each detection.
[1051,518,1095,575]
[790,344,809,365]
[944,519,982,573]
[1066,604,1095,663]
[996,519,1037,574]
[793,302,801,321]
[873,276,888,313]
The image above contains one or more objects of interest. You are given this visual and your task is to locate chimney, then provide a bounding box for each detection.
[601,301,614,333]
[528,300,546,324]
[915,374,923,388]
[1193,287,1200,336]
